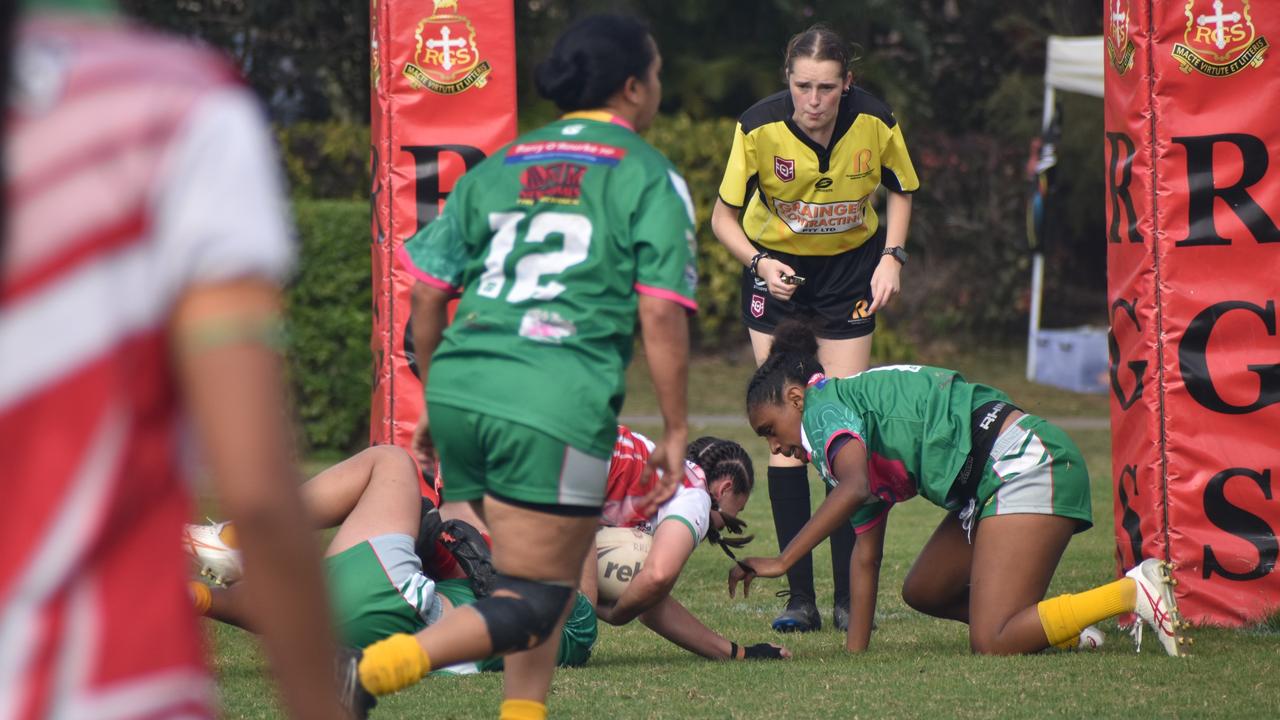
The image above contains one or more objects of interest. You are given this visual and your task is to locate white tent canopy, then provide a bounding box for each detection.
[1046,36,1104,98]
[1027,36,1104,384]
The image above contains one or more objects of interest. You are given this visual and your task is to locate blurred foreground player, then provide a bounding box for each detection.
[0,2,347,717]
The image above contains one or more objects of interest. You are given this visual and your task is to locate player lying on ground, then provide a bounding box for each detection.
[587,429,790,660]
[185,446,597,674]
[727,321,1190,656]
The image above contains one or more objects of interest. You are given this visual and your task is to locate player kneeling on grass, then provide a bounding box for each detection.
[184,446,597,680]
[591,429,789,660]
[727,321,1189,657]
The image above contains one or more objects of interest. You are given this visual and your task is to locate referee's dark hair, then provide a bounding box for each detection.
[783,24,859,77]
[534,14,655,112]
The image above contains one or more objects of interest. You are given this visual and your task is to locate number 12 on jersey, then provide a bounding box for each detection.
[477,210,593,303]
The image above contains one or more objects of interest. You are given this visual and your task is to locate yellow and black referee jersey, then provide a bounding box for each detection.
[717,87,920,256]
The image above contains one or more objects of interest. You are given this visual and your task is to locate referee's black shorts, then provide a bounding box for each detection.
[738,225,886,340]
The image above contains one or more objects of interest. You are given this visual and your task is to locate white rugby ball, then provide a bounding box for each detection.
[595,526,651,603]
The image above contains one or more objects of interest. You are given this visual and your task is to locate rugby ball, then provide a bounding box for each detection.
[595,526,651,603]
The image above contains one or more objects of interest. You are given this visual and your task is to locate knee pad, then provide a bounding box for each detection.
[471,574,574,654]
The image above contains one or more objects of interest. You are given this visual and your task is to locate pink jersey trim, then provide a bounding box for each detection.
[824,429,864,475]
[853,505,891,535]
[396,245,460,296]
[634,283,698,313]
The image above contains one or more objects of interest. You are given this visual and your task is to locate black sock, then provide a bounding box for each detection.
[826,483,854,607]
[768,466,814,602]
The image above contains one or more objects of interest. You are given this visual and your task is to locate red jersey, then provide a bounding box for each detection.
[0,14,292,719]
[600,426,707,530]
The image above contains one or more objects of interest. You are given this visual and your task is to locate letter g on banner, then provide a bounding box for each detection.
[1179,300,1280,414]
[1109,298,1147,410]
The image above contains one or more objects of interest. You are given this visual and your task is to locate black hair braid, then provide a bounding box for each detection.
[687,436,756,564]
[745,321,824,414]
[686,437,754,495]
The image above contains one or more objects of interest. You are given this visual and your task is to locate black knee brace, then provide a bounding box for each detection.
[471,574,574,654]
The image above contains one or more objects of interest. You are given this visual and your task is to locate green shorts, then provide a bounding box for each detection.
[326,536,440,648]
[432,578,597,673]
[431,403,609,508]
[974,415,1093,531]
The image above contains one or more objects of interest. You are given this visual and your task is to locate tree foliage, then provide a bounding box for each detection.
[123,0,1106,337]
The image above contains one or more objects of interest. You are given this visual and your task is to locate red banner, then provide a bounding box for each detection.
[369,0,516,460]
[1107,0,1280,625]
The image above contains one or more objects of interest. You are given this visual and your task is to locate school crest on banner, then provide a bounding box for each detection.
[1172,0,1269,76]
[1108,0,1136,74]
[403,0,493,94]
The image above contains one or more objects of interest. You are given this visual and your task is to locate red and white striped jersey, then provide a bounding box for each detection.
[600,426,710,540]
[0,13,292,720]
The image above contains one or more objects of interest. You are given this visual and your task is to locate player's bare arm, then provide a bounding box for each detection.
[174,279,347,720]
[846,517,886,652]
[637,293,690,515]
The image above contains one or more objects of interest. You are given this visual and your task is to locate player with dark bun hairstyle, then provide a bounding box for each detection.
[591,428,789,661]
[712,23,921,635]
[729,321,1190,658]
[356,13,699,720]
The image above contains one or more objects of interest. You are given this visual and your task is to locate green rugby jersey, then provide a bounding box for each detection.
[800,366,1011,520]
[403,112,698,457]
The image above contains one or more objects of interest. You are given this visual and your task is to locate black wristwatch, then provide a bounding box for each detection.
[881,246,908,265]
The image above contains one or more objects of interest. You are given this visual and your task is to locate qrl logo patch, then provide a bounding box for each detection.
[774,156,795,182]
[750,294,767,318]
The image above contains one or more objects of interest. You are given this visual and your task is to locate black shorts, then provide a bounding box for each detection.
[739,226,886,340]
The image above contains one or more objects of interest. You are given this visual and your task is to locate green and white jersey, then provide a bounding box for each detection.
[403,112,698,457]
[799,366,1011,519]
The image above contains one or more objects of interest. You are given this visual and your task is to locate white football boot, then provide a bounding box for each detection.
[1126,558,1191,656]
[183,521,243,586]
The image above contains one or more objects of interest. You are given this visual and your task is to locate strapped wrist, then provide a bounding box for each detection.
[749,251,771,278]
[729,641,740,660]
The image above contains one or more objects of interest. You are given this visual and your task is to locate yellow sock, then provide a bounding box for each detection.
[1037,578,1136,647]
[499,699,548,720]
[188,581,212,615]
[358,633,432,696]
[218,523,239,549]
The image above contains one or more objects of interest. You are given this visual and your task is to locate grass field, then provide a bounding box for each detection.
[209,348,1279,719]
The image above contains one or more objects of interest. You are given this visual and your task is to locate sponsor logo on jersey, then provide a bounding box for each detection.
[519,309,577,344]
[1107,0,1136,74]
[774,156,795,182]
[403,0,493,95]
[1172,0,1269,76]
[815,177,833,190]
[773,197,867,234]
[750,293,766,318]
[505,140,627,166]
[846,148,874,179]
[518,162,586,205]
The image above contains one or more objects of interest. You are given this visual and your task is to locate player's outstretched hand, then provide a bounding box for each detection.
[728,556,786,598]
[411,411,435,469]
[637,428,687,517]
[758,257,799,302]
[743,642,791,660]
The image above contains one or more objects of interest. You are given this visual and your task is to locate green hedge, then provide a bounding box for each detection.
[287,200,372,455]
[281,121,922,455]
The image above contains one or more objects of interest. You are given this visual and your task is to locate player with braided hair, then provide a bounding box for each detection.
[729,321,1188,657]
[593,427,790,661]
